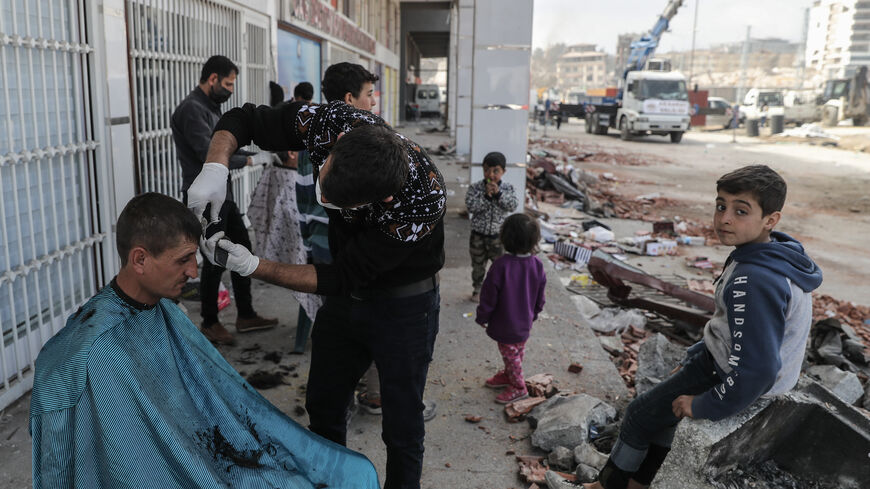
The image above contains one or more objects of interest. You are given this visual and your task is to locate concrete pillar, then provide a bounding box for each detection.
[98,0,135,218]
[454,0,474,157]
[447,2,458,137]
[468,0,533,213]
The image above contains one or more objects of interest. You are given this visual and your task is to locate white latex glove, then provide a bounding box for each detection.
[250,151,273,166]
[200,231,260,276]
[187,162,228,228]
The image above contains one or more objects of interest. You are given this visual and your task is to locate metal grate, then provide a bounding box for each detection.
[232,20,269,217]
[127,0,243,199]
[126,0,270,207]
[0,0,106,409]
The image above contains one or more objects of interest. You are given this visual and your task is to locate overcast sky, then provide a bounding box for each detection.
[533,0,814,53]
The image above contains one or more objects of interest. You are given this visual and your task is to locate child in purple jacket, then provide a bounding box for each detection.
[476,213,547,404]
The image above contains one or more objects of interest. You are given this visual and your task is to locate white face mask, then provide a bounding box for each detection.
[315,176,343,210]
[316,175,368,211]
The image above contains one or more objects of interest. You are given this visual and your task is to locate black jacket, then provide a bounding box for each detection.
[170,87,253,201]
[215,101,446,296]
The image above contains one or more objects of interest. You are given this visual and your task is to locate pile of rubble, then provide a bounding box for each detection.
[526,139,718,237]
[513,138,870,488]
[813,294,870,342]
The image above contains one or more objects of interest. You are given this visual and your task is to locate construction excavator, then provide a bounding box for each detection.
[820,66,870,126]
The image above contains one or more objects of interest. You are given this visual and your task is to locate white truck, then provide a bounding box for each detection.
[583,0,690,143]
[617,70,691,143]
[741,88,817,125]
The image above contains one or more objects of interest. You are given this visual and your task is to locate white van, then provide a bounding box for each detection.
[415,84,440,115]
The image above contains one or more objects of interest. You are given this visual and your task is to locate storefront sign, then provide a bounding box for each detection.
[292,0,376,54]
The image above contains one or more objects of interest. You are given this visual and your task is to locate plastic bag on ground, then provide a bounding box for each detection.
[588,307,646,334]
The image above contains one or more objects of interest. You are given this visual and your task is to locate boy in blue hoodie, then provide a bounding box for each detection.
[585,165,823,489]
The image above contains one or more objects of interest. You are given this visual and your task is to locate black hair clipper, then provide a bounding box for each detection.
[203,203,228,268]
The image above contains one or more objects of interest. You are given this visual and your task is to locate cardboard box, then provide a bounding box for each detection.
[644,239,678,256]
[555,241,593,263]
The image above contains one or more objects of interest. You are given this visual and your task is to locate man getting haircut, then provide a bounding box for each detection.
[29,192,378,489]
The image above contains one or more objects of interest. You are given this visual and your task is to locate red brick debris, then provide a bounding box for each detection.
[813,294,870,348]
[516,455,548,484]
[597,325,651,397]
[504,396,547,422]
[524,373,557,398]
[529,139,672,166]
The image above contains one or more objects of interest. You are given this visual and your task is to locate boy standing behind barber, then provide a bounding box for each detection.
[465,151,518,302]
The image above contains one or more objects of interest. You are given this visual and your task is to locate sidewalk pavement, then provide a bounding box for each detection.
[0,121,629,489]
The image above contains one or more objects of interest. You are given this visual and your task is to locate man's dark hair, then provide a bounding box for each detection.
[199,55,239,84]
[321,62,379,102]
[716,164,787,216]
[322,125,409,207]
[500,213,540,255]
[483,151,506,169]
[294,82,315,102]
[116,193,201,266]
[269,81,285,107]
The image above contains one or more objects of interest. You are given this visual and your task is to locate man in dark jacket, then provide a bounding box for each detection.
[191,89,445,489]
[170,55,276,346]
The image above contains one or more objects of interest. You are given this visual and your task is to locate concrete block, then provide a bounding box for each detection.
[528,394,616,451]
[547,446,575,471]
[574,442,608,470]
[636,333,686,395]
[806,365,864,405]
[652,379,870,489]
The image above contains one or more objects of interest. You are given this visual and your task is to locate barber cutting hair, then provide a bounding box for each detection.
[187,81,446,489]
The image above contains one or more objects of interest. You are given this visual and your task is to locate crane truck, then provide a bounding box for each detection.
[584,0,690,143]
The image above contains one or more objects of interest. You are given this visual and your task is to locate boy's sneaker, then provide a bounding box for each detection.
[422,400,437,422]
[495,386,529,404]
[485,371,510,388]
[357,391,382,415]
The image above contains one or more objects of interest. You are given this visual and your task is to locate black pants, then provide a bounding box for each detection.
[305,288,440,489]
[199,200,255,324]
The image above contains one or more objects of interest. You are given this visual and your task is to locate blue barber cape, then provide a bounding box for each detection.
[29,282,379,489]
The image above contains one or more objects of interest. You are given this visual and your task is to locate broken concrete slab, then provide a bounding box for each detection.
[574,442,608,470]
[598,335,624,355]
[527,393,617,451]
[548,446,575,471]
[806,365,864,405]
[652,379,870,489]
[575,462,599,483]
[635,333,687,395]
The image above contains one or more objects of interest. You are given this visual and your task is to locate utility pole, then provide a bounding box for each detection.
[688,0,699,88]
[737,26,751,104]
[796,8,809,90]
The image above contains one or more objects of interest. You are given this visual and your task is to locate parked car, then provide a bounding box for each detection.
[706,96,735,129]
[414,84,440,115]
